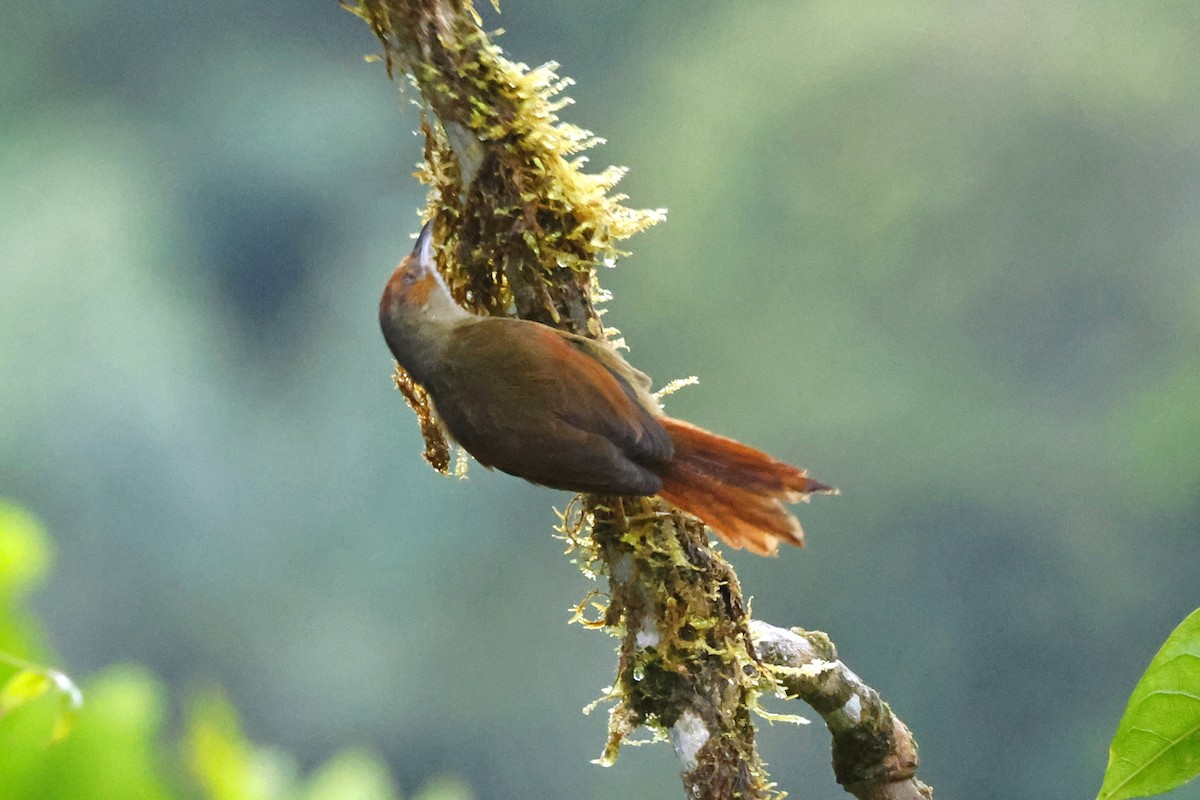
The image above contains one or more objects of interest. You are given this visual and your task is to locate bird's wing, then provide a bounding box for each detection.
[555,330,656,403]
[439,319,674,470]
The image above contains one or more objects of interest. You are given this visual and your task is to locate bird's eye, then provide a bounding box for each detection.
[402,271,417,287]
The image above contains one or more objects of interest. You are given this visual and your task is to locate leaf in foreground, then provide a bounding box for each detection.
[1098,607,1200,800]
[0,658,83,743]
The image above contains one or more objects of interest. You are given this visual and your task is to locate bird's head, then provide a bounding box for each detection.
[381,219,441,316]
[380,219,470,371]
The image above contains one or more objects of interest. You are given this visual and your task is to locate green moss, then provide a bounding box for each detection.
[581,498,778,796]
[350,0,664,331]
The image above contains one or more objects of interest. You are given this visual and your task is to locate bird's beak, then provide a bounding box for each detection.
[412,218,435,273]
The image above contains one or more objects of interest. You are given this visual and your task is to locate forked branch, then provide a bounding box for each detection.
[347,2,933,797]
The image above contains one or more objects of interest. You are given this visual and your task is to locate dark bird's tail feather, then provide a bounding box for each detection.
[657,418,834,555]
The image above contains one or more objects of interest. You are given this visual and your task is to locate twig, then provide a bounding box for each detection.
[751,621,933,800]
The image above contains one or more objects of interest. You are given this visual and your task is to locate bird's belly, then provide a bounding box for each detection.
[434,397,662,496]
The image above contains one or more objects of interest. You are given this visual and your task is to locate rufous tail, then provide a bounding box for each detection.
[657,418,835,556]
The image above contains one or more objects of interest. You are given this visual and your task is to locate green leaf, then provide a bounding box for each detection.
[303,749,400,800]
[413,775,473,800]
[0,669,51,715]
[7,665,177,800]
[0,502,51,598]
[187,689,258,800]
[47,668,84,742]
[0,660,83,744]
[186,688,297,800]
[1098,608,1200,800]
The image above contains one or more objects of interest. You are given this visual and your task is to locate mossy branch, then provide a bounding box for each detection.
[751,621,934,800]
[346,2,933,798]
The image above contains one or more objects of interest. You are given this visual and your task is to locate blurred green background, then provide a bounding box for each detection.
[3,1,1199,798]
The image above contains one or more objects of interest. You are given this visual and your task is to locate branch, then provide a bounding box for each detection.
[578,498,774,798]
[751,621,933,800]
[347,3,933,798]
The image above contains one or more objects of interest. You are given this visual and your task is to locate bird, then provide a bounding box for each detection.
[379,219,835,555]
